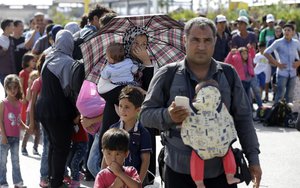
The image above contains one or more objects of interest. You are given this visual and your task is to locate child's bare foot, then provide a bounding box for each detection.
[226,173,240,184]
[195,180,206,188]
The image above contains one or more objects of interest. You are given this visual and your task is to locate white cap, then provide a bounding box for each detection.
[237,16,249,25]
[266,14,275,23]
[215,15,227,23]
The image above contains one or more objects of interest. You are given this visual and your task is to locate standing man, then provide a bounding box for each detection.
[264,23,300,103]
[213,15,231,62]
[12,20,29,74]
[0,19,16,84]
[25,12,45,50]
[259,14,275,46]
[140,17,262,188]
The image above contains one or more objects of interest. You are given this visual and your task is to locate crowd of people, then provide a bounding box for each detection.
[0,4,300,188]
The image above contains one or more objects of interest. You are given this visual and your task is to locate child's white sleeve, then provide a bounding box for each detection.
[100,67,110,79]
[131,64,139,74]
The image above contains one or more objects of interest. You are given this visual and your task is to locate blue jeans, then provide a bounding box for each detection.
[275,75,296,103]
[67,142,88,181]
[0,136,23,186]
[40,126,49,180]
[87,132,101,177]
[250,76,263,108]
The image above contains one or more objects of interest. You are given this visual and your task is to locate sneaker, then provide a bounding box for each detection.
[79,172,85,181]
[33,147,39,155]
[68,180,80,188]
[21,147,28,156]
[14,182,27,188]
[39,179,49,188]
[63,176,72,185]
[0,184,9,188]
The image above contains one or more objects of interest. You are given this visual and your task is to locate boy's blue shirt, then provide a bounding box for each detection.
[110,120,152,172]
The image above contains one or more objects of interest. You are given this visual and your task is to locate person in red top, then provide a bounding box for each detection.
[94,128,141,188]
[66,122,88,188]
[18,53,36,124]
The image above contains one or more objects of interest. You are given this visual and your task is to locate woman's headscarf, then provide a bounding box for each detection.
[45,30,75,94]
[123,26,148,58]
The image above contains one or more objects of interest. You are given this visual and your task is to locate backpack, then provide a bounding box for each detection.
[158,61,236,182]
[264,99,292,127]
[69,59,85,105]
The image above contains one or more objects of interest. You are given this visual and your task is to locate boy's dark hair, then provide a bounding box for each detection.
[13,20,23,27]
[1,19,13,31]
[258,42,266,48]
[119,86,145,108]
[283,23,295,31]
[106,43,125,62]
[102,128,130,152]
[22,53,35,68]
[88,4,111,23]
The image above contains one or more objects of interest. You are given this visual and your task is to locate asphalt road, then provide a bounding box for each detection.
[6,121,300,188]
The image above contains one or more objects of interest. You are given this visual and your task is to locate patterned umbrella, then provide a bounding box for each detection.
[80,14,185,83]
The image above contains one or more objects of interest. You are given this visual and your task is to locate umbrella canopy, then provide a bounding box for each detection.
[80,14,186,83]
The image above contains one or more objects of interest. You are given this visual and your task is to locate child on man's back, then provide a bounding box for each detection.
[94,128,141,188]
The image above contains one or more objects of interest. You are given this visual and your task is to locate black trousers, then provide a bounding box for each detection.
[41,120,73,188]
[165,165,238,188]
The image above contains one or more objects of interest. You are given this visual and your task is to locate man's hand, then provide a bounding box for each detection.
[249,164,262,188]
[168,101,189,124]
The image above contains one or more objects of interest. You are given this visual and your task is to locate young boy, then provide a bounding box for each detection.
[94,128,141,188]
[254,42,271,99]
[102,86,152,184]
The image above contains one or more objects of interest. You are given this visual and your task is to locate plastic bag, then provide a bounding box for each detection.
[76,80,106,135]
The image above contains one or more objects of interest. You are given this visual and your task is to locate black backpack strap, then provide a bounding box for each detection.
[219,63,235,115]
[162,62,181,107]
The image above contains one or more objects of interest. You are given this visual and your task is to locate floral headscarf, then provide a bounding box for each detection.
[123,26,148,58]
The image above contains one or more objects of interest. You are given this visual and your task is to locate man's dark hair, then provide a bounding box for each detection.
[46,24,55,35]
[184,17,217,37]
[119,86,144,108]
[13,20,23,27]
[88,4,111,22]
[1,19,13,31]
[102,128,130,152]
[80,14,88,28]
[100,12,117,27]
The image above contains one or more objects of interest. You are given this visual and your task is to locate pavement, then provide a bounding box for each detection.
[6,111,300,188]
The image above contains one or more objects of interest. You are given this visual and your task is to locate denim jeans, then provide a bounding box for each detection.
[40,126,49,180]
[67,142,88,181]
[0,136,23,186]
[87,132,101,177]
[250,76,263,108]
[275,75,296,103]
[22,113,41,150]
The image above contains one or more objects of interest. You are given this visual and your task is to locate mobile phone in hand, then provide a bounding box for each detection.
[175,96,190,109]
